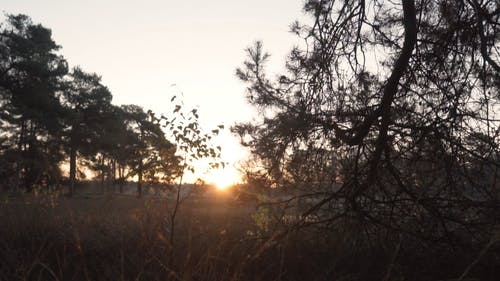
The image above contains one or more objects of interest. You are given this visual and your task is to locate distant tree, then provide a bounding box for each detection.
[104,106,140,193]
[0,14,68,191]
[0,14,180,198]
[61,67,113,196]
[235,0,499,252]
[120,104,179,198]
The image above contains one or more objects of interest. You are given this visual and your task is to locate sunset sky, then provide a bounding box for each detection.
[2,0,309,185]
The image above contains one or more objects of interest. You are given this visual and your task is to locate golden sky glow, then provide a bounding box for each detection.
[2,0,308,183]
[206,167,239,190]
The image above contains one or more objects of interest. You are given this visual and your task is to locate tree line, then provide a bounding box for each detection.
[0,14,181,197]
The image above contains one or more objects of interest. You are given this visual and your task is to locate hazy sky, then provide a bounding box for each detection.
[2,0,308,184]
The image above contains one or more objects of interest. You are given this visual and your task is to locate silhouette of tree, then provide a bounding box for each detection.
[120,105,179,198]
[159,96,225,247]
[235,0,499,251]
[61,67,113,196]
[0,14,181,196]
[0,14,68,191]
[105,106,141,193]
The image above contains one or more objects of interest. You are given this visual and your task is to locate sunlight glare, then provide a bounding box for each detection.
[209,168,239,191]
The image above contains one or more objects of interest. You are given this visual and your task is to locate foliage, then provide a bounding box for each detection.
[119,104,180,197]
[161,96,224,177]
[0,14,180,196]
[234,0,500,255]
[0,14,68,191]
[159,95,225,245]
[61,67,114,195]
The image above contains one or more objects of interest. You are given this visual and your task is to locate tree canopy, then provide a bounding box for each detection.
[235,0,499,247]
[0,14,181,196]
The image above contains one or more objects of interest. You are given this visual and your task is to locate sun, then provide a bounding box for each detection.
[214,178,232,191]
[208,168,240,191]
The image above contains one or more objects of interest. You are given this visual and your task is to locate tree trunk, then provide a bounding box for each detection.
[352,0,417,198]
[69,143,76,197]
[119,164,124,193]
[111,159,116,193]
[100,156,105,194]
[24,122,36,192]
[137,158,143,198]
[14,119,25,193]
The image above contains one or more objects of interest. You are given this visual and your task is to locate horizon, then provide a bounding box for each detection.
[1,0,309,184]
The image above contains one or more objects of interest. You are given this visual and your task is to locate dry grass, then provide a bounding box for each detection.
[0,192,257,281]
[0,191,498,281]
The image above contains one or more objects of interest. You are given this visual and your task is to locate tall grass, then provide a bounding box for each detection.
[0,193,498,281]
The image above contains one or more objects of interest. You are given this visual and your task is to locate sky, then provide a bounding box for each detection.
[1,0,308,185]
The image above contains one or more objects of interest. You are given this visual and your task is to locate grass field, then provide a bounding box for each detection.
[1,189,498,281]
[0,190,261,281]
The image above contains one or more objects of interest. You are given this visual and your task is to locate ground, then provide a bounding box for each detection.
[0,188,498,281]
